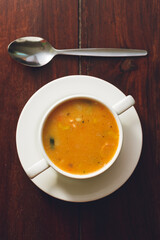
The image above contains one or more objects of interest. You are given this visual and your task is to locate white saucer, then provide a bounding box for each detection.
[16,75,142,202]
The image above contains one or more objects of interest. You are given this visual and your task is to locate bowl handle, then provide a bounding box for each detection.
[112,95,135,115]
[26,159,49,179]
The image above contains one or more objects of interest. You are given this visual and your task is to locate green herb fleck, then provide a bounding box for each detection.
[50,137,55,149]
[68,163,73,168]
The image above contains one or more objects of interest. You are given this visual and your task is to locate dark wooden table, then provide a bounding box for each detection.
[0,0,160,239]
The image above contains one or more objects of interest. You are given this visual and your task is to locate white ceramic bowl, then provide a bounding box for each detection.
[26,93,135,179]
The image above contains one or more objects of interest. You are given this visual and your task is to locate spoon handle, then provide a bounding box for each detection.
[57,48,147,57]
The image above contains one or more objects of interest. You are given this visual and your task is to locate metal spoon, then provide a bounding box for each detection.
[8,36,148,67]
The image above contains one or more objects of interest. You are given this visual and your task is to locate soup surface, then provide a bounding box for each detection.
[42,98,119,175]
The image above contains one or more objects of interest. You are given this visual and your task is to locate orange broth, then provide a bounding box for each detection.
[42,98,119,175]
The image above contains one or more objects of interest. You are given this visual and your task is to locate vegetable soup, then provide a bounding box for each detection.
[42,98,119,175]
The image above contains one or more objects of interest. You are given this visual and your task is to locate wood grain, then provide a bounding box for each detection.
[80,0,160,240]
[0,0,160,239]
[0,0,79,240]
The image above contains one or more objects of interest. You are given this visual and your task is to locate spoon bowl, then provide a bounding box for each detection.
[8,36,148,67]
[8,37,57,67]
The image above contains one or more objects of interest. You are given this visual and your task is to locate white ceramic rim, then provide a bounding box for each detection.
[39,94,123,179]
